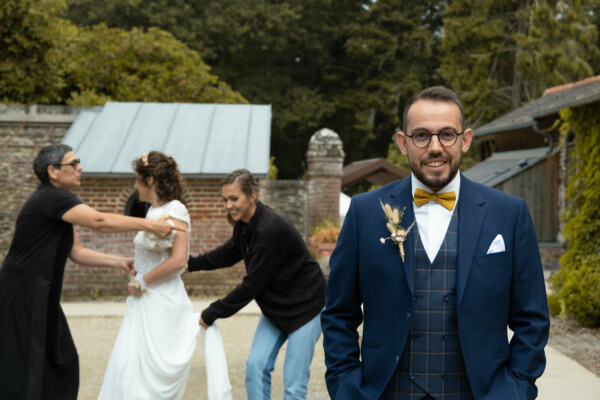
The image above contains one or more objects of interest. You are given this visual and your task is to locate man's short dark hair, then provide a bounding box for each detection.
[402,86,465,132]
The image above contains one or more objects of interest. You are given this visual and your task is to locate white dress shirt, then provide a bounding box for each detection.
[411,173,461,263]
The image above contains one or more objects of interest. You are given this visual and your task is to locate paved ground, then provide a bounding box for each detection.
[63,298,600,400]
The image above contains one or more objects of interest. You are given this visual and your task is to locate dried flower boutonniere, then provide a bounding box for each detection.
[379,200,415,262]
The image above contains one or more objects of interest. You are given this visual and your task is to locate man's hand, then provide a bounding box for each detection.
[128,285,143,298]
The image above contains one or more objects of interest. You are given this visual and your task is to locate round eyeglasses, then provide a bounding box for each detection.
[53,158,81,168]
[406,130,464,148]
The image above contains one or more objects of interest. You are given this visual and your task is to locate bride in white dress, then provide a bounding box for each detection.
[99,151,199,400]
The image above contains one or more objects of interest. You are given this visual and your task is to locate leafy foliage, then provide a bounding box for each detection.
[440,0,600,127]
[0,0,68,103]
[62,24,246,104]
[550,105,600,327]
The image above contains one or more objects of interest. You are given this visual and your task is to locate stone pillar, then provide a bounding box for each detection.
[306,128,345,234]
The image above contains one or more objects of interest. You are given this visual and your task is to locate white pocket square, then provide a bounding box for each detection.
[487,234,505,254]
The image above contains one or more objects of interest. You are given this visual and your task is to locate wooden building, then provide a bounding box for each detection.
[465,75,600,268]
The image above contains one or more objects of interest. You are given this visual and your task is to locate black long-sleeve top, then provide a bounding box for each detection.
[188,202,326,333]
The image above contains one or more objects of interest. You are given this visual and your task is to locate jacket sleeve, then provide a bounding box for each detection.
[507,200,550,398]
[320,198,365,399]
[201,245,278,326]
[187,237,242,272]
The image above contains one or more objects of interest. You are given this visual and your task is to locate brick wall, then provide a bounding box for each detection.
[64,177,247,298]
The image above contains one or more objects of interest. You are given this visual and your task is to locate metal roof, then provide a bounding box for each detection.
[62,102,271,177]
[462,147,555,187]
[474,77,600,137]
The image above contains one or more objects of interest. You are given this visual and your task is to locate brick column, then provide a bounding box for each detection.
[306,128,345,233]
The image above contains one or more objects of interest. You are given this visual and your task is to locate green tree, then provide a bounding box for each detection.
[550,105,600,327]
[62,0,371,177]
[62,24,246,105]
[62,1,452,179]
[192,0,366,178]
[331,0,446,173]
[440,0,600,127]
[0,0,68,103]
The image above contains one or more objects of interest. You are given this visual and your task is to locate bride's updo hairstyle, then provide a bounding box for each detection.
[133,151,184,202]
[220,168,259,225]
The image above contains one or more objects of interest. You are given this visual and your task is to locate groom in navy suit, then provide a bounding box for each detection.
[321,86,549,399]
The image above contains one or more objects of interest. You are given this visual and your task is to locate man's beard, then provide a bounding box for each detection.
[410,157,462,191]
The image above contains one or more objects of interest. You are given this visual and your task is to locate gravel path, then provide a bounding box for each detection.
[67,301,600,399]
[548,316,600,377]
[69,314,330,400]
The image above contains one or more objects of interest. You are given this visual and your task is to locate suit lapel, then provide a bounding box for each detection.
[388,178,416,296]
[456,175,486,308]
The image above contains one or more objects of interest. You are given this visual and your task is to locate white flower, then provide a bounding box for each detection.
[380,238,386,244]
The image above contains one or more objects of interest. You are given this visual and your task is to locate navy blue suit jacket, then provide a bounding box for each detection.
[321,174,549,399]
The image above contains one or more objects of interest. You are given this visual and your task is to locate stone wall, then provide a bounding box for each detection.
[260,179,308,238]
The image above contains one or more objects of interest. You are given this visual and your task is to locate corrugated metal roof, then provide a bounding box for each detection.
[463,147,555,187]
[474,78,600,137]
[62,102,271,177]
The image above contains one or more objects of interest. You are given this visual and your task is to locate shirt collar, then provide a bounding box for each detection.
[240,201,263,236]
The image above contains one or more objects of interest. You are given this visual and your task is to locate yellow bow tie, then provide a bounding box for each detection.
[413,188,456,210]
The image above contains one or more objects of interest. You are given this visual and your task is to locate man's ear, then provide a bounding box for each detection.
[462,128,473,153]
[147,176,154,186]
[396,131,408,156]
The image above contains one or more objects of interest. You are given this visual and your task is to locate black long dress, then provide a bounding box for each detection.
[0,183,82,400]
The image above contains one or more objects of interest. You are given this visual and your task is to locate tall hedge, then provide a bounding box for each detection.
[550,104,600,327]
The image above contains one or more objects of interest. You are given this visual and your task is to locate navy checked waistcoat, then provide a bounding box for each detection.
[382,209,473,400]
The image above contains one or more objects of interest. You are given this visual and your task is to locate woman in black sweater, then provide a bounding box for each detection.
[188,169,325,399]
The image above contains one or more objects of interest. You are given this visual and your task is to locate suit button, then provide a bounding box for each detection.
[406,313,411,321]
[411,333,418,341]
[413,296,418,302]
[443,294,449,302]
[442,334,448,341]
[410,373,416,381]
[442,373,448,381]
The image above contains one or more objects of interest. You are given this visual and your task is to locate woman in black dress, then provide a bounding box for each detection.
[0,144,180,400]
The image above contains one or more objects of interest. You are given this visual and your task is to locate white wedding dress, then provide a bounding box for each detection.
[98,200,200,400]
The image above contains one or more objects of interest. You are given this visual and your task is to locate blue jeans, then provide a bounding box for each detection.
[245,312,322,400]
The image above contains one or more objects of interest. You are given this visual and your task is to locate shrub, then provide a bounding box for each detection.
[555,265,600,327]
[547,293,561,317]
[311,227,341,245]
[309,219,341,259]
[550,105,600,327]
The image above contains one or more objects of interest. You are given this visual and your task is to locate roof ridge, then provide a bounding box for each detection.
[543,75,600,96]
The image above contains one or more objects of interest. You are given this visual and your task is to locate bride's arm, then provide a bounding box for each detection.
[69,229,134,274]
[138,218,189,285]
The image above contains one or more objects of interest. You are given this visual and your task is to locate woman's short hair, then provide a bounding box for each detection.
[33,144,73,183]
[220,169,259,225]
[132,151,184,202]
